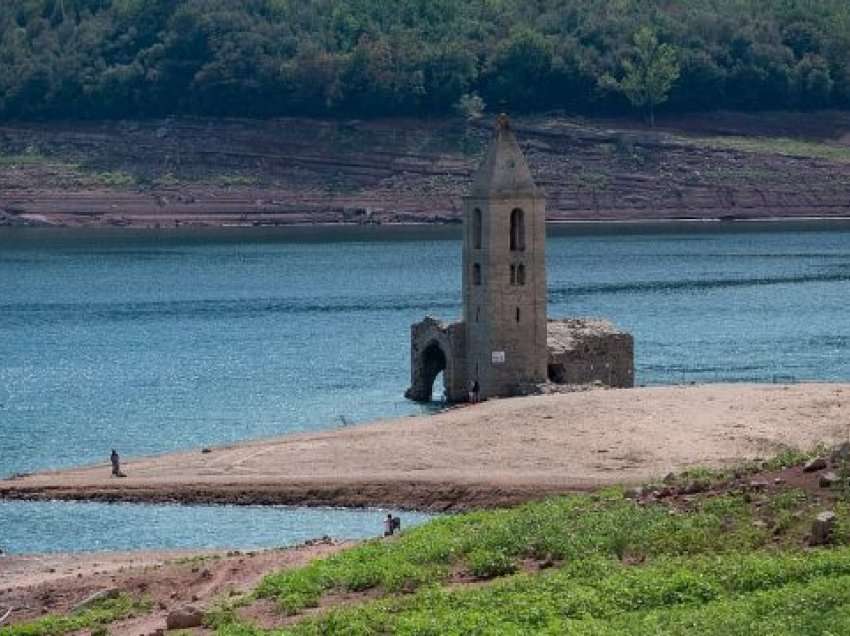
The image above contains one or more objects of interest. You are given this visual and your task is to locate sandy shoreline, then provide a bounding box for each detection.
[3,384,849,511]
[2,548,227,589]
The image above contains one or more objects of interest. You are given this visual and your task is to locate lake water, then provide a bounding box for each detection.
[2,221,850,553]
[0,500,431,554]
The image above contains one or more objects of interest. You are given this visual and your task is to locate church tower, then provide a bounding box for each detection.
[462,115,548,399]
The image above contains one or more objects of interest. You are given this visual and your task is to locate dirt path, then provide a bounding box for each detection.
[3,384,849,511]
[0,541,348,633]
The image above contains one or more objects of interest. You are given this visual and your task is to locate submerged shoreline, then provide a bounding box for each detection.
[4,384,849,512]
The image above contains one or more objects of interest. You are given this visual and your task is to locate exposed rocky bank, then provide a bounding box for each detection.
[2,111,850,228]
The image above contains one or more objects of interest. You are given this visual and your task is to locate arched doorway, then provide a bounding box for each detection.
[405,340,448,402]
[419,341,447,402]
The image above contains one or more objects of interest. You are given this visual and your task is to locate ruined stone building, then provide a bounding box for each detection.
[406,116,634,403]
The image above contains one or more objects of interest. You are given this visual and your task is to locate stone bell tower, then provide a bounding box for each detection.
[405,115,633,403]
[462,115,548,398]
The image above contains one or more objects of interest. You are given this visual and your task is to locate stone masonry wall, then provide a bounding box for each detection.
[547,318,634,388]
[405,316,467,402]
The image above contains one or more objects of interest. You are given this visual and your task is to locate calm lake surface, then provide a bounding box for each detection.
[0,500,431,554]
[2,221,849,552]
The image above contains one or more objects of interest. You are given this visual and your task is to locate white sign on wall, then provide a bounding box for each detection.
[491,351,505,365]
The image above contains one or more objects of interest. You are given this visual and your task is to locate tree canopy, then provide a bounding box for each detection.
[601,27,680,127]
[1,0,849,120]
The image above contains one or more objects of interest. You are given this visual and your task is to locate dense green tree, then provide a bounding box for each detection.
[0,0,849,120]
[601,27,680,126]
[482,29,555,112]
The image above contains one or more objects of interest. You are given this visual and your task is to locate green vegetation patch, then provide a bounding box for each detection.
[286,551,850,635]
[0,593,149,636]
[0,153,52,167]
[92,170,136,187]
[254,490,795,616]
[224,468,850,635]
[0,151,141,188]
[688,135,850,163]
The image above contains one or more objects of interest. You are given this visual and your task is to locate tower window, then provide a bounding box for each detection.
[473,208,482,250]
[510,208,525,252]
[516,307,521,322]
[473,263,482,286]
[475,306,480,322]
[510,263,526,286]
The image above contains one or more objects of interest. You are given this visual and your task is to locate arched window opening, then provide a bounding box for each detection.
[473,263,482,286]
[516,307,521,322]
[475,306,480,322]
[473,208,482,250]
[517,263,526,286]
[510,264,516,285]
[510,208,525,252]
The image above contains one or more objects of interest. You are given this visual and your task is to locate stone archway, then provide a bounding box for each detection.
[406,316,467,403]
[406,340,448,402]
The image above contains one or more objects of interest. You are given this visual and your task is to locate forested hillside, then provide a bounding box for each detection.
[1,0,850,121]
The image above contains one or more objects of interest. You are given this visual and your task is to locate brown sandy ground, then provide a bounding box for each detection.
[0,541,348,634]
[3,384,850,512]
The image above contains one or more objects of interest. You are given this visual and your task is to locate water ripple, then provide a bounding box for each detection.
[0,296,461,325]
[552,271,850,298]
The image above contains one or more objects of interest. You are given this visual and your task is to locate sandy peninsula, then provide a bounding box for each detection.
[3,383,850,511]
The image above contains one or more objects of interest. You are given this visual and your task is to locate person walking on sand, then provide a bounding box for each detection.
[110,449,126,478]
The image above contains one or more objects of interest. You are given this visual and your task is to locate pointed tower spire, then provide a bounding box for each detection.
[469,115,538,199]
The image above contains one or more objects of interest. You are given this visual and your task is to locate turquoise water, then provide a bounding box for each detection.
[0,500,431,554]
[1,222,849,553]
